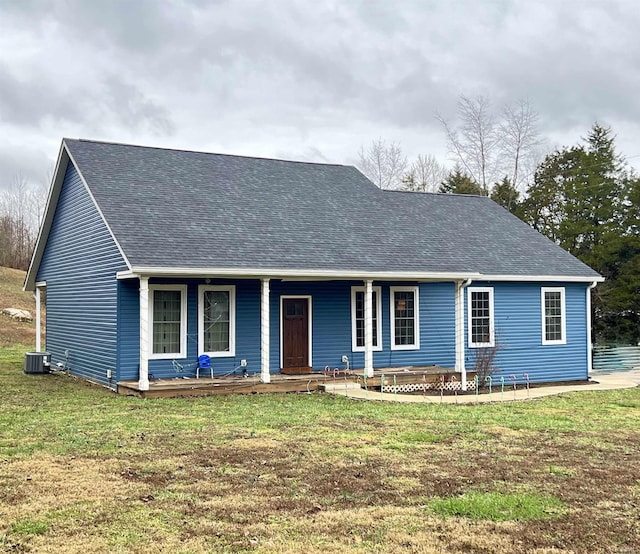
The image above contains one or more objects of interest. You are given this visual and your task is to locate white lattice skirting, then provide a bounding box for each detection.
[381,380,477,393]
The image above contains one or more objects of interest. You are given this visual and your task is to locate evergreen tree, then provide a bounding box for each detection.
[522,123,640,342]
[438,167,485,195]
[490,176,520,214]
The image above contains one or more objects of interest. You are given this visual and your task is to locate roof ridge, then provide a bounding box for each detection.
[64,137,354,169]
[382,189,491,198]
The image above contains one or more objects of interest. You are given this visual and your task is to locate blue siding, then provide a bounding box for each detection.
[118,280,457,379]
[116,279,139,381]
[465,282,588,383]
[37,162,128,388]
[115,278,588,384]
[118,279,262,380]
[268,280,353,371]
[267,281,455,371]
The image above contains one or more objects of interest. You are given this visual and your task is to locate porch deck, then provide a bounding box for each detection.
[117,366,476,399]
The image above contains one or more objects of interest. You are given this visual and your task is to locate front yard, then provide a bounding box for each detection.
[1,346,639,553]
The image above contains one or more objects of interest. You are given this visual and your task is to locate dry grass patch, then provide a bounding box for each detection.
[0,267,40,348]
[1,351,640,552]
[0,454,149,521]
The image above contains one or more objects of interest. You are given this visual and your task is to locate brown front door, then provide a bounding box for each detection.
[282,298,309,369]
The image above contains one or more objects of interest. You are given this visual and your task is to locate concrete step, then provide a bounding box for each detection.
[321,382,363,392]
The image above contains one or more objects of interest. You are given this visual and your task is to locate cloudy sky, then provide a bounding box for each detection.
[1,0,640,191]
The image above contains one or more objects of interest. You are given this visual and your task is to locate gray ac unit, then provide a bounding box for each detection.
[24,352,51,374]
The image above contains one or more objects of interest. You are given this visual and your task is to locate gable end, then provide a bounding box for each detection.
[24,141,131,291]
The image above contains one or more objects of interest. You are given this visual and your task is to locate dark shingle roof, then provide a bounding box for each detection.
[63,138,599,278]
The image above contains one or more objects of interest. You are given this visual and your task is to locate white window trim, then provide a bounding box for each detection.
[279,295,313,369]
[149,284,187,360]
[541,286,567,345]
[198,285,236,357]
[390,286,420,350]
[467,287,495,348]
[351,286,383,352]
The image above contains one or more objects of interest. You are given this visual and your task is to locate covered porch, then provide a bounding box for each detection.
[117,365,477,399]
[118,268,481,395]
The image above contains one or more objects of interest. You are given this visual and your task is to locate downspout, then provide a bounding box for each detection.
[586,281,598,377]
[456,278,473,391]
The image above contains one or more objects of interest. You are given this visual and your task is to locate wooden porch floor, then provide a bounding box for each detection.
[117,366,474,399]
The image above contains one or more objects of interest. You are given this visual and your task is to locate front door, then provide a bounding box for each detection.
[282,298,310,370]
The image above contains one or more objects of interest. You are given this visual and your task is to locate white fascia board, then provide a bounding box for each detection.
[121,267,482,281]
[476,274,605,283]
[24,144,69,292]
[119,268,604,284]
[65,143,132,273]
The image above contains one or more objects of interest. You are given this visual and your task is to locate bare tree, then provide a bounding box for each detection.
[437,95,500,194]
[401,154,447,193]
[0,174,47,270]
[500,98,542,190]
[438,95,544,195]
[358,138,408,190]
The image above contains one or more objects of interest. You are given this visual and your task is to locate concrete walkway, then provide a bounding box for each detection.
[324,370,640,404]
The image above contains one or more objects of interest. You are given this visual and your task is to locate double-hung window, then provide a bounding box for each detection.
[541,287,566,345]
[468,287,494,347]
[149,285,187,359]
[351,286,382,352]
[390,286,420,350]
[199,285,236,356]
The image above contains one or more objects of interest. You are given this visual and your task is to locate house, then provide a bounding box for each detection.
[24,139,603,393]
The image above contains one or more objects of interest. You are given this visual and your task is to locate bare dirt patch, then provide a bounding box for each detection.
[86,430,640,553]
[1,355,640,553]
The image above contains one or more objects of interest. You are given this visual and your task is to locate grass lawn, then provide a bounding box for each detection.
[1,347,639,553]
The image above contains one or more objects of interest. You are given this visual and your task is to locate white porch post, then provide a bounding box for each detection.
[261,278,271,383]
[139,276,150,391]
[455,279,471,391]
[364,279,374,378]
[35,287,42,352]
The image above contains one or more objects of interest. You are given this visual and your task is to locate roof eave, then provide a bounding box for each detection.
[477,273,604,283]
[117,267,604,283]
[118,267,482,281]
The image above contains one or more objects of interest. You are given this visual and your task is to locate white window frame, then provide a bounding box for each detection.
[467,287,495,348]
[149,285,187,360]
[198,285,236,357]
[351,286,383,352]
[390,286,420,350]
[541,286,566,345]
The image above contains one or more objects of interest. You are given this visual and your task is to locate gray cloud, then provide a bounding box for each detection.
[2,0,640,191]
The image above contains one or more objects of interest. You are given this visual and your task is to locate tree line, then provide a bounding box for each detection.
[0,177,46,271]
[358,103,639,344]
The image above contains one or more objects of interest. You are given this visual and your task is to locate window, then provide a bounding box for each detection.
[390,286,420,350]
[199,285,236,356]
[351,286,382,352]
[542,287,566,345]
[468,287,494,347]
[149,285,187,359]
